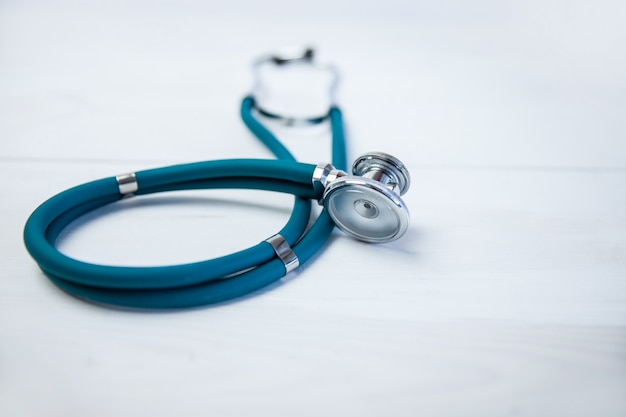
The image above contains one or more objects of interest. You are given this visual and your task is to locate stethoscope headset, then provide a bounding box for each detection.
[23,48,412,309]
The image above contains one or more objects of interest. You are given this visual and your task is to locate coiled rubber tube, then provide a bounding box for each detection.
[23,96,347,308]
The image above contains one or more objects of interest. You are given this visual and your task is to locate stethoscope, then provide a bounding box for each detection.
[23,49,412,309]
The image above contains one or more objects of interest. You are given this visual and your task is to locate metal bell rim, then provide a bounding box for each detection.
[323,176,410,243]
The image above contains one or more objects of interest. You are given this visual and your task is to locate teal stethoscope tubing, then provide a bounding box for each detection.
[23,96,347,309]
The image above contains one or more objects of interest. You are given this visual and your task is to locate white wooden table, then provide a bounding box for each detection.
[2,2,625,416]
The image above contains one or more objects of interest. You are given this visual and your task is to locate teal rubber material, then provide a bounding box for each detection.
[23,96,347,308]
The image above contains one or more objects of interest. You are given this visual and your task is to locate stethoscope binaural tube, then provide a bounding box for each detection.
[23,96,346,309]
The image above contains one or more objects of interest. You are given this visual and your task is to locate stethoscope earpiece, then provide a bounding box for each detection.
[321,152,411,243]
[251,47,339,126]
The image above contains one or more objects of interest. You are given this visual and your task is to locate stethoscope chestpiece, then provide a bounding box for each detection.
[322,152,411,243]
